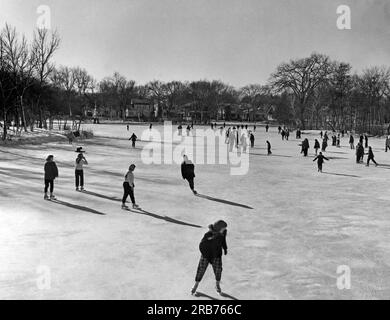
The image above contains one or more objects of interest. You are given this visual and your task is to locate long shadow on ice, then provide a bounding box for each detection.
[249,152,292,158]
[196,194,253,209]
[194,291,219,300]
[128,208,202,228]
[49,199,106,215]
[81,190,122,202]
[322,172,360,178]
[220,292,239,300]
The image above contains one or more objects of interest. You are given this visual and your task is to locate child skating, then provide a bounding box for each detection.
[44,155,59,200]
[121,164,140,209]
[313,152,329,173]
[191,220,228,295]
[129,133,138,148]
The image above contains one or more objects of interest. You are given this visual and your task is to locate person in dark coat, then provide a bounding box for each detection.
[320,131,323,139]
[285,130,290,140]
[365,147,378,167]
[191,220,228,295]
[301,138,310,156]
[266,140,272,155]
[265,124,269,132]
[181,155,197,195]
[359,135,364,146]
[349,135,355,149]
[356,142,364,163]
[129,133,137,148]
[314,139,320,155]
[281,129,285,140]
[364,134,368,148]
[278,126,281,134]
[321,139,328,152]
[313,152,329,172]
[250,132,255,148]
[44,155,59,200]
[336,134,341,148]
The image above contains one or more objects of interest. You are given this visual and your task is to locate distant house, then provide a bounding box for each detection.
[126,99,154,120]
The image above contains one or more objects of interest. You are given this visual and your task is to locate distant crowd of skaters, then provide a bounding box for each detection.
[42,123,388,295]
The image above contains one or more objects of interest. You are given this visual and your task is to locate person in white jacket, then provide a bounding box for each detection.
[122,164,139,209]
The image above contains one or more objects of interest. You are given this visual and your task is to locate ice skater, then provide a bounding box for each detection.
[365,147,378,167]
[313,152,329,173]
[385,136,390,152]
[356,142,364,163]
[349,134,354,149]
[240,132,248,153]
[300,138,309,156]
[178,124,183,136]
[336,134,340,148]
[250,132,255,148]
[364,134,368,149]
[186,125,191,136]
[181,155,197,195]
[314,139,320,155]
[265,124,269,132]
[191,220,228,295]
[44,155,59,200]
[75,147,88,191]
[321,138,328,152]
[266,140,272,155]
[129,133,138,148]
[121,164,139,209]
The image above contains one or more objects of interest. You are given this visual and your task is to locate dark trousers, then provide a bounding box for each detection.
[318,163,323,172]
[195,256,222,282]
[132,141,136,148]
[44,179,54,193]
[122,182,135,204]
[75,170,84,187]
[186,177,194,190]
[367,157,377,166]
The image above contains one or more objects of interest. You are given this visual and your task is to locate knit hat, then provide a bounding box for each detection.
[213,220,227,232]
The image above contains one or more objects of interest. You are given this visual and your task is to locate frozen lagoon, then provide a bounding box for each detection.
[1,124,390,299]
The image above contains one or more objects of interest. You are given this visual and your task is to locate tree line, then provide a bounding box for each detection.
[1,23,390,140]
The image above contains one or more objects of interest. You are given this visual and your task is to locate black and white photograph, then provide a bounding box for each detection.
[1,0,390,307]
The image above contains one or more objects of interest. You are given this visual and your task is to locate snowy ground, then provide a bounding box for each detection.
[1,123,390,300]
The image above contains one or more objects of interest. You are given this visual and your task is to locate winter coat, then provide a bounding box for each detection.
[181,162,195,180]
[313,154,329,164]
[199,227,227,262]
[44,161,58,180]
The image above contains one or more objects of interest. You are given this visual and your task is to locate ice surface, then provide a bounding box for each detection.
[1,124,390,299]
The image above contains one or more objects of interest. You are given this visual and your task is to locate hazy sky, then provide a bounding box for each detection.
[1,0,389,87]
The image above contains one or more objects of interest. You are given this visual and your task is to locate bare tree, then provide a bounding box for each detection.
[270,53,334,129]
[2,24,38,132]
[32,27,60,129]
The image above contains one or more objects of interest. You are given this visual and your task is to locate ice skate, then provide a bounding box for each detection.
[215,282,222,294]
[192,190,198,195]
[191,282,199,295]
[80,187,84,191]
[44,193,49,200]
[76,187,79,191]
[50,194,57,200]
[121,203,129,210]
[132,203,140,209]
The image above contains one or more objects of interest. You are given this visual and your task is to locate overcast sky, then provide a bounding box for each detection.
[1,0,389,87]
